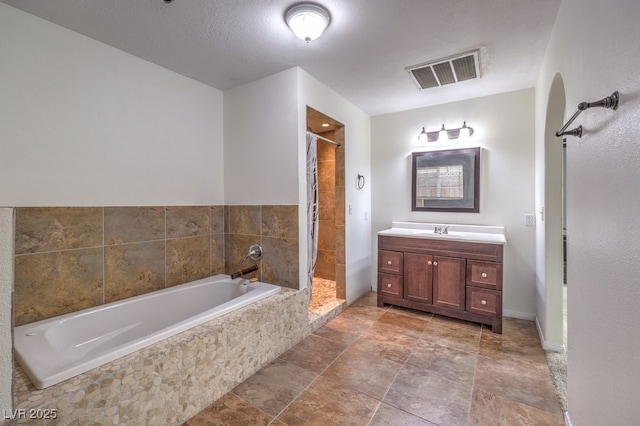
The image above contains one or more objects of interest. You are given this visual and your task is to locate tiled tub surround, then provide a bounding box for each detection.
[12,287,309,425]
[14,205,299,326]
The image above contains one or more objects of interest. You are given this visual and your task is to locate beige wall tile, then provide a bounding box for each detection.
[318,220,336,251]
[14,248,104,325]
[104,206,165,245]
[262,236,299,289]
[336,264,346,300]
[166,236,210,286]
[211,234,225,275]
[261,205,298,239]
[335,187,345,226]
[15,207,103,254]
[315,249,337,281]
[104,241,166,303]
[166,206,211,239]
[226,234,261,277]
[228,205,261,235]
[211,205,225,234]
[336,224,345,265]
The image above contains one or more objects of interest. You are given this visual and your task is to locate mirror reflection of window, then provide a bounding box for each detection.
[411,147,480,213]
[416,165,464,205]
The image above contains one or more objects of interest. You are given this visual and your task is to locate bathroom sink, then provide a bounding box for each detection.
[378,222,507,245]
[413,231,467,238]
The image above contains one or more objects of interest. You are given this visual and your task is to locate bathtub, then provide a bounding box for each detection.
[14,274,281,389]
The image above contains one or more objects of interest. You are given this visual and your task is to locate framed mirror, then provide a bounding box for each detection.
[411,147,480,213]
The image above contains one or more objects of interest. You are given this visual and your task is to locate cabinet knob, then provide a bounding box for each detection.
[481,300,487,305]
[481,272,488,278]
[387,260,392,265]
[427,260,432,265]
[387,283,392,288]
[433,261,438,266]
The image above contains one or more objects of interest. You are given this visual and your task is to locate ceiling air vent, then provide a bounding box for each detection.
[406,49,480,90]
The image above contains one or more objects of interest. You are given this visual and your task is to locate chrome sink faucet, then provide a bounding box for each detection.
[434,226,449,235]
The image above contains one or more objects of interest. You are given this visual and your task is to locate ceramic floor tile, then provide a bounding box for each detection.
[421,319,482,354]
[312,322,361,346]
[384,363,473,426]
[350,290,379,307]
[474,354,563,415]
[407,339,478,384]
[321,345,403,400]
[352,327,419,364]
[369,402,437,426]
[430,314,484,331]
[338,304,387,322]
[479,326,547,365]
[183,393,273,426]
[370,310,429,338]
[231,358,317,417]
[183,296,563,426]
[469,389,565,425]
[278,333,347,374]
[276,376,380,426]
[388,304,434,321]
[320,312,373,335]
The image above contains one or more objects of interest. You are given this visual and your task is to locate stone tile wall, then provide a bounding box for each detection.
[13,205,299,326]
[11,288,310,425]
[225,205,299,290]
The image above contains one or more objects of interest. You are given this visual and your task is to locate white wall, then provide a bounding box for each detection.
[0,3,224,207]
[535,0,640,423]
[0,209,13,421]
[372,89,537,318]
[298,69,372,304]
[0,4,225,415]
[223,68,299,205]
[224,67,373,302]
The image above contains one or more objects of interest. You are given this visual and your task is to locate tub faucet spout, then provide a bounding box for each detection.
[230,265,259,279]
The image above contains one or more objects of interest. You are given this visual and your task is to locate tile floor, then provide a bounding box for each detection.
[184,292,564,425]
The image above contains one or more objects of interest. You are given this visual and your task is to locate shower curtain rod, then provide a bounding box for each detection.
[307,131,341,147]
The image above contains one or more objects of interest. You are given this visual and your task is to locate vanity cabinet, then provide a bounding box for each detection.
[378,235,504,333]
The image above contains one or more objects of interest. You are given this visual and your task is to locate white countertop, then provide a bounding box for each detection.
[378,221,507,245]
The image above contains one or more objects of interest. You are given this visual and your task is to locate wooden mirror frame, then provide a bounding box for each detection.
[411,147,480,213]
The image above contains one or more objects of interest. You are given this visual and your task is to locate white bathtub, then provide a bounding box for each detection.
[14,274,281,389]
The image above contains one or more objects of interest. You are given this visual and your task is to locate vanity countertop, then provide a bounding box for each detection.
[378,221,506,245]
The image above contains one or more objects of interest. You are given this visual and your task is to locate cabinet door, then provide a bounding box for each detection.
[404,253,433,304]
[432,256,466,310]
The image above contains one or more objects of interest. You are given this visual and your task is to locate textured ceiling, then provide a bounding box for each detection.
[1,0,561,116]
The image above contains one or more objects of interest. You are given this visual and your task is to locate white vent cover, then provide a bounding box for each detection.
[407,49,481,90]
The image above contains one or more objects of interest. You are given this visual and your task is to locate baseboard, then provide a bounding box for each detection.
[535,316,565,352]
[503,309,536,321]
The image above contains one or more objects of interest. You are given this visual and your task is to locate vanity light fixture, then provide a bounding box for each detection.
[418,122,475,142]
[285,3,331,42]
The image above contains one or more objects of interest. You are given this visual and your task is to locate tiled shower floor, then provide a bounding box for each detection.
[309,277,340,312]
[184,292,564,425]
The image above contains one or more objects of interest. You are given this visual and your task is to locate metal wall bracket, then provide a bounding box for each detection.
[556,91,619,138]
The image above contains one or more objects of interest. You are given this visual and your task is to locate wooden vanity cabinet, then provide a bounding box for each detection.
[377,235,504,333]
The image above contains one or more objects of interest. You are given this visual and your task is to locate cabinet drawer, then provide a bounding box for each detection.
[467,261,502,290]
[466,287,502,318]
[378,273,403,297]
[378,250,403,274]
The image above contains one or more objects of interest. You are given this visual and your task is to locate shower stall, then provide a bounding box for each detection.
[306,106,346,312]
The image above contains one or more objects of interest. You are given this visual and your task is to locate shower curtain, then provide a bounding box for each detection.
[306,132,319,299]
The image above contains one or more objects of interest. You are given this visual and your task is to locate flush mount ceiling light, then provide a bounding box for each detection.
[418,122,474,142]
[285,3,330,43]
